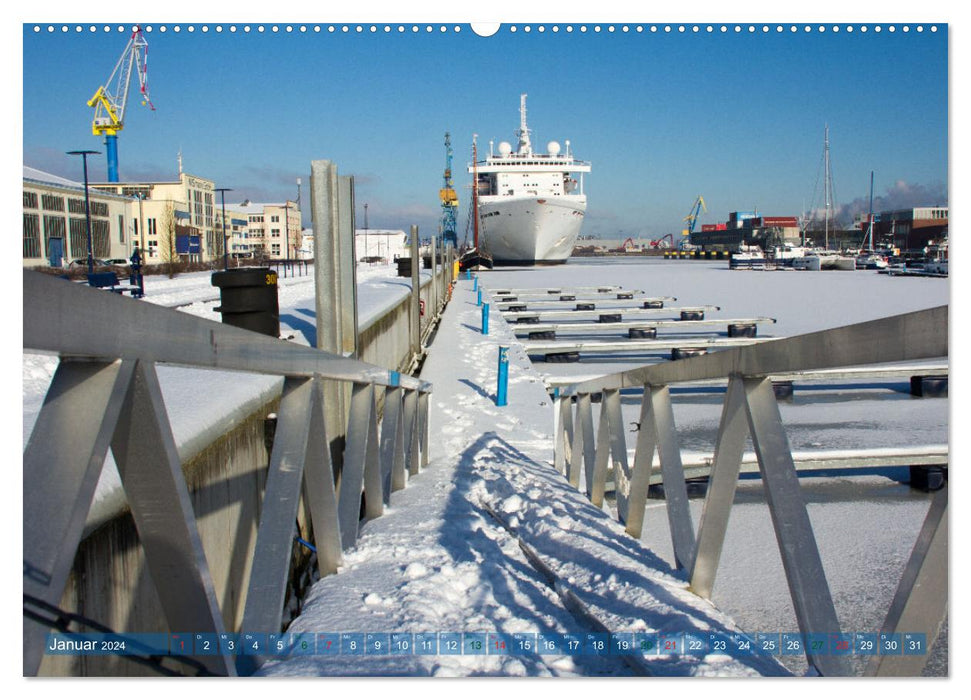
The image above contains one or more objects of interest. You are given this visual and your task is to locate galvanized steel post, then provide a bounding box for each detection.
[311,160,350,471]
[338,175,358,357]
[410,225,420,364]
[311,160,342,355]
[428,235,435,319]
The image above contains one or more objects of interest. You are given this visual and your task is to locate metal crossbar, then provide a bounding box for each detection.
[23,271,433,676]
[551,306,948,676]
[559,306,947,394]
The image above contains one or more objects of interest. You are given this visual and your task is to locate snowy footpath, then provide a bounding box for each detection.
[259,277,788,678]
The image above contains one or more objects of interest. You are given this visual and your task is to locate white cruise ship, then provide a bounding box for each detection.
[469,94,591,265]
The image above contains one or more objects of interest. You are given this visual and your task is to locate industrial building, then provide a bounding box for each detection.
[689,211,801,251]
[869,207,948,251]
[690,206,948,253]
[297,229,408,263]
[357,229,408,261]
[23,166,303,268]
[23,166,134,267]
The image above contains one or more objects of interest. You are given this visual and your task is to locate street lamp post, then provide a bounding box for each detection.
[66,149,100,278]
[283,201,290,277]
[135,192,145,260]
[215,187,232,271]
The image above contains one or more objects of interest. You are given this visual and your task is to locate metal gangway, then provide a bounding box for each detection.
[22,271,432,676]
[550,306,948,676]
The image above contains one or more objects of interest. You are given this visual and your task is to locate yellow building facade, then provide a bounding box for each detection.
[91,172,218,264]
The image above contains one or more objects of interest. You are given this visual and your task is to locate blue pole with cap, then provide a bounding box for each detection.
[481,303,490,334]
[477,288,482,306]
[496,346,509,406]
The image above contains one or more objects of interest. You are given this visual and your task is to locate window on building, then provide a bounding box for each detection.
[271,215,280,223]
[271,228,281,237]
[68,198,86,215]
[92,219,110,258]
[121,186,151,199]
[23,212,41,259]
[68,218,88,258]
[147,218,157,237]
[118,214,125,244]
[205,192,213,229]
[24,191,38,209]
[271,244,281,255]
[42,194,65,211]
[91,201,108,218]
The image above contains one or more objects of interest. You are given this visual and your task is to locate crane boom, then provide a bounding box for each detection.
[682,195,707,232]
[87,27,155,182]
[680,195,707,250]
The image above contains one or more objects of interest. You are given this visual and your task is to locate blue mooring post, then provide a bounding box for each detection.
[496,346,509,406]
[477,288,482,306]
[466,269,471,281]
[481,303,490,335]
[473,275,478,292]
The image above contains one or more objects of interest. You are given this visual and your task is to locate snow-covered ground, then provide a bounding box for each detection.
[20,258,951,681]
[261,267,791,679]
[261,259,947,679]
[470,259,950,677]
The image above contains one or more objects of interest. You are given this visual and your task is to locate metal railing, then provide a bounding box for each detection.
[22,270,432,676]
[551,306,948,676]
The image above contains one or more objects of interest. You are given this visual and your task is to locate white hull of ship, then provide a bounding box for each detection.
[793,251,857,271]
[477,195,586,265]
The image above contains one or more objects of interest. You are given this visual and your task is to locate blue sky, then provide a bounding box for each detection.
[22,20,948,240]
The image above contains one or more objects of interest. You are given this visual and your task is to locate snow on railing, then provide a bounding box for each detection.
[551,306,948,677]
[22,270,432,677]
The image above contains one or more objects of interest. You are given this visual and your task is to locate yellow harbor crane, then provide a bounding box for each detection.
[440,132,459,246]
[87,26,155,182]
[681,195,707,248]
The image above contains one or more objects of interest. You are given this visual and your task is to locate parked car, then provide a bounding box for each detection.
[104,258,131,266]
[69,258,111,268]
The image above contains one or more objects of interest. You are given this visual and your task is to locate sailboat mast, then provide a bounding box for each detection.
[865,170,874,250]
[472,134,480,249]
[824,125,830,250]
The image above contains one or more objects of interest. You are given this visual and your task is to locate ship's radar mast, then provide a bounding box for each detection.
[517,93,532,155]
